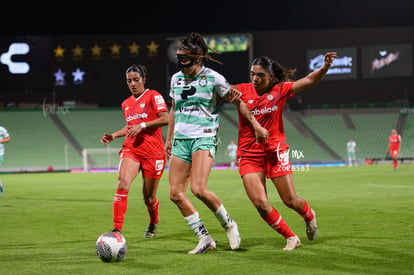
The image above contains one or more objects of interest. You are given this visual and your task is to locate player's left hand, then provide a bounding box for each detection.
[127,125,142,137]
[324,52,338,68]
[254,126,269,144]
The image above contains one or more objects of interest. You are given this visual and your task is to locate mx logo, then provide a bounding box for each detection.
[0,42,30,74]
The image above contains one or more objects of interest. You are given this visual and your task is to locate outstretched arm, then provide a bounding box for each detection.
[0,136,10,144]
[291,52,337,95]
[101,126,127,146]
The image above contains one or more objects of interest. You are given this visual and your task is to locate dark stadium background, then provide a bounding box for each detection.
[1,0,414,108]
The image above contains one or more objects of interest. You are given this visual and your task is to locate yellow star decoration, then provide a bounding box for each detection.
[147,41,159,57]
[72,45,83,58]
[53,45,65,59]
[109,43,121,56]
[128,42,140,56]
[90,43,102,58]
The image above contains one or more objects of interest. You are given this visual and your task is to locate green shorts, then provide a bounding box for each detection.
[228,153,237,160]
[171,137,217,164]
[348,152,356,158]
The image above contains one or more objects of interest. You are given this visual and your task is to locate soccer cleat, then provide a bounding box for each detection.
[112,228,121,233]
[225,221,241,250]
[188,235,216,254]
[283,235,301,251]
[144,220,159,238]
[306,209,318,241]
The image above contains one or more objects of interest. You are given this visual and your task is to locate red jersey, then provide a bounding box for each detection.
[388,134,401,151]
[236,82,294,157]
[121,89,168,158]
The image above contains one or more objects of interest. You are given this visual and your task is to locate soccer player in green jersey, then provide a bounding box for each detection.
[165,32,267,254]
[225,140,238,169]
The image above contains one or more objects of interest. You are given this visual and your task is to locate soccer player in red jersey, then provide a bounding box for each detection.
[231,52,337,250]
[101,64,169,238]
[388,128,401,170]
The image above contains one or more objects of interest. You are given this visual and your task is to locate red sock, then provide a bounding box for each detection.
[298,200,314,222]
[262,207,295,239]
[146,198,159,224]
[393,160,398,169]
[113,189,129,232]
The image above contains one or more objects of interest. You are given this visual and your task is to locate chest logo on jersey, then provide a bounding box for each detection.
[140,102,145,109]
[175,85,196,100]
[251,105,278,116]
[267,94,274,101]
[198,76,207,86]
[126,112,148,122]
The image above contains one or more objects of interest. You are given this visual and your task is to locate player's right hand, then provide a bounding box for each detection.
[165,141,172,159]
[101,133,114,146]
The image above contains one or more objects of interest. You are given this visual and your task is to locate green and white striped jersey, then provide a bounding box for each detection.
[0,126,9,155]
[170,66,230,139]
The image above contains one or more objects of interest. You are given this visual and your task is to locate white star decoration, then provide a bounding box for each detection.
[72,68,85,84]
[54,68,66,86]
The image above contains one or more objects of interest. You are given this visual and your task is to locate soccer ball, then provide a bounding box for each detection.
[96,231,127,262]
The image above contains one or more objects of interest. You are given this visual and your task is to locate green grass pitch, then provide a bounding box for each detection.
[0,164,413,274]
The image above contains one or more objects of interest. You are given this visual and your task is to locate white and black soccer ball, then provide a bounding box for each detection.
[96,231,127,262]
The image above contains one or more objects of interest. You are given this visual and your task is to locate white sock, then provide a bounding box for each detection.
[214,204,233,229]
[184,212,209,239]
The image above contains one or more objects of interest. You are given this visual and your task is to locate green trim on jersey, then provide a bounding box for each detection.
[170,66,230,139]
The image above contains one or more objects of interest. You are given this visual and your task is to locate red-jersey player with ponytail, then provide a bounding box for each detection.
[101,64,168,238]
[232,52,337,251]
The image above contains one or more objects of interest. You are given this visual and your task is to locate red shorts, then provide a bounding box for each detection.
[390,149,399,158]
[238,149,292,178]
[120,149,166,179]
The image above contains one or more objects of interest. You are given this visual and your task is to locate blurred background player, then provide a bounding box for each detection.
[0,126,10,167]
[225,140,238,169]
[101,64,168,238]
[388,128,401,171]
[0,126,10,195]
[346,138,357,167]
[232,52,337,251]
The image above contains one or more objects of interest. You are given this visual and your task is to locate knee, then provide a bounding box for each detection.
[144,196,156,206]
[189,180,204,198]
[282,196,300,209]
[190,185,208,200]
[251,198,270,212]
[117,176,130,190]
[169,191,184,205]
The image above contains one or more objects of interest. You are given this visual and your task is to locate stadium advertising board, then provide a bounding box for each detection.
[0,36,52,97]
[307,47,357,80]
[361,43,413,78]
[0,35,167,107]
